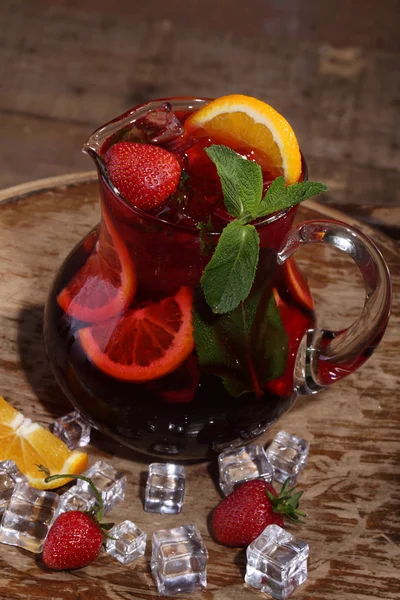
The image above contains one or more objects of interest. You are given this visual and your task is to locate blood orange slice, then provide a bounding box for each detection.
[57,210,136,322]
[283,257,313,312]
[79,286,194,382]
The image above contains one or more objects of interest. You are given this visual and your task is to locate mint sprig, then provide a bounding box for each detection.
[201,220,259,314]
[205,145,263,219]
[201,145,327,314]
[193,272,288,397]
[257,176,327,218]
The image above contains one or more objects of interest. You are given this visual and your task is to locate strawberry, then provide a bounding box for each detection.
[42,511,103,570]
[38,466,114,571]
[103,142,181,211]
[212,479,305,547]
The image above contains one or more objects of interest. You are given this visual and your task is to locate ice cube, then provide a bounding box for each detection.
[77,461,126,513]
[135,102,185,148]
[218,443,274,496]
[0,460,28,515]
[51,410,91,450]
[145,463,186,514]
[266,432,310,485]
[245,524,309,599]
[151,524,208,596]
[0,482,59,553]
[57,484,96,515]
[106,520,147,564]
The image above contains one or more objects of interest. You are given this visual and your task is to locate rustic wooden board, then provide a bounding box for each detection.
[0,175,399,600]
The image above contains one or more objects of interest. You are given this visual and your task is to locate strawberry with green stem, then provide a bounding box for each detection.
[38,465,114,570]
[212,478,306,547]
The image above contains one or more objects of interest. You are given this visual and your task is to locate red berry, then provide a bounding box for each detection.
[103,142,181,211]
[212,480,291,547]
[42,511,103,570]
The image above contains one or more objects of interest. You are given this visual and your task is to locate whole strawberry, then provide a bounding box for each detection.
[212,479,305,547]
[38,467,113,571]
[42,510,103,570]
[103,142,181,211]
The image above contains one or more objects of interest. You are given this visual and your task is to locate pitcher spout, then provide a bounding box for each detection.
[81,103,147,166]
[82,97,210,166]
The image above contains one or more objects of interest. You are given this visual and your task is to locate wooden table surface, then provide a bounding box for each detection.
[0,175,399,600]
[1,0,399,238]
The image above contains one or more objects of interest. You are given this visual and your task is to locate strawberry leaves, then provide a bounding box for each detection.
[266,478,306,523]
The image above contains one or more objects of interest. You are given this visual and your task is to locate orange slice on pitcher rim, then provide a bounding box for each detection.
[185,94,302,184]
[57,209,136,323]
[79,286,194,382]
[0,396,88,489]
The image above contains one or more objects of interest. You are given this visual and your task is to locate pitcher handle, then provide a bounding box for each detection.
[277,219,392,394]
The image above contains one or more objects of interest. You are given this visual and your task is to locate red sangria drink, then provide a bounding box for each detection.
[44,96,391,460]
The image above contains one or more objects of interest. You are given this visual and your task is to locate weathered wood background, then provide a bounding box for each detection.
[0,177,398,600]
[0,0,399,237]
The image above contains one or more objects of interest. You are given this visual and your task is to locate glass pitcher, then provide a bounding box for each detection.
[44,97,392,460]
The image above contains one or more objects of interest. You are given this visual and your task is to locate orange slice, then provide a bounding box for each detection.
[284,257,314,311]
[185,94,301,184]
[0,396,88,489]
[79,286,194,382]
[57,209,136,323]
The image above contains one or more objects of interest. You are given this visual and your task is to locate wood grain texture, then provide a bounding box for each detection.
[0,175,399,600]
[0,0,399,230]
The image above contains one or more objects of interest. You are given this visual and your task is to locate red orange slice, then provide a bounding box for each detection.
[57,209,136,323]
[79,286,194,382]
[283,257,313,311]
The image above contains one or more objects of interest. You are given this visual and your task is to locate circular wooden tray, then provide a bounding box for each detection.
[0,174,399,600]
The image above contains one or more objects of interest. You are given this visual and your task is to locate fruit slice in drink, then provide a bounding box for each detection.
[79,286,194,382]
[57,209,136,323]
[266,285,310,397]
[283,257,314,312]
[185,94,302,184]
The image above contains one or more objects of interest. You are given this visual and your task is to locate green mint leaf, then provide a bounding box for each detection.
[254,292,288,381]
[192,291,262,397]
[192,297,252,397]
[193,260,288,397]
[257,176,328,218]
[287,491,303,508]
[201,220,259,314]
[205,145,263,219]
[250,251,288,382]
